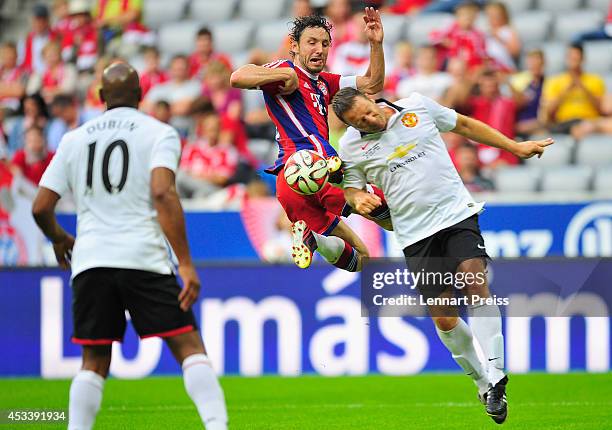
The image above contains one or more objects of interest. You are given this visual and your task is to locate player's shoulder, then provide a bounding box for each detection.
[263,59,293,69]
[338,127,362,160]
[392,92,428,110]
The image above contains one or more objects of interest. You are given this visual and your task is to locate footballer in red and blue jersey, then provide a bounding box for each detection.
[261,59,356,175]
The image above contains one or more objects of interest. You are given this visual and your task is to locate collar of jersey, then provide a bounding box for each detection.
[358,98,404,138]
[295,64,318,80]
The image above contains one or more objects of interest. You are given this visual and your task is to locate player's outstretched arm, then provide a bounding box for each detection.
[151,167,200,311]
[32,187,74,269]
[452,113,555,159]
[230,64,298,95]
[356,7,385,95]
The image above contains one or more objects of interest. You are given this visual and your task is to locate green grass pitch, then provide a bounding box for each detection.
[1,373,610,429]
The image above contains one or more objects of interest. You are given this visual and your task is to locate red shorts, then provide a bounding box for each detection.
[276,167,386,235]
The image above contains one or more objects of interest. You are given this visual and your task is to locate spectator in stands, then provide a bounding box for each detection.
[430,1,488,71]
[396,45,451,102]
[541,44,606,134]
[202,60,243,121]
[11,126,54,186]
[52,0,73,40]
[484,2,520,72]
[384,41,415,99]
[140,46,168,97]
[510,49,546,137]
[570,90,612,139]
[60,0,98,72]
[47,94,89,151]
[83,56,110,116]
[454,143,494,192]
[94,0,153,56]
[8,94,49,155]
[382,0,430,15]
[19,4,57,74]
[26,41,77,105]
[441,57,474,113]
[0,42,27,114]
[331,13,380,76]
[422,0,485,14]
[142,55,201,134]
[467,70,519,167]
[152,100,172,124]
[189,27,232,81]
[326,0,357,63]
[572,1,612,44]
[177,105,239,199]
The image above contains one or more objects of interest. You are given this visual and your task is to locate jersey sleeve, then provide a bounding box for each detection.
[418,94,457,132]
[320,72,357,98]
[150,127,182,173]
[39,137,70,196]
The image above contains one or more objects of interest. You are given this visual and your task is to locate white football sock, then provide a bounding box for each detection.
[68,370,105,430]
[182,354,228,430]
[312,232,345,264]
[436,319,489,396]
[469,303,506,385]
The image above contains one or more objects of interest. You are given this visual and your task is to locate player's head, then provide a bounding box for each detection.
[289,14,333,74]
[332,87,387,133]
[99,61,141,110]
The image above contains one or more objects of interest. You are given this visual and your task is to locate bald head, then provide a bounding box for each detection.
[100,62,141,109]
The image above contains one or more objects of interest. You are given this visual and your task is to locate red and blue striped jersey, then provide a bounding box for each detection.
[261,60,352,174]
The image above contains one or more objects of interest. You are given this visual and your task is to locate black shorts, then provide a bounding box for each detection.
[403,214,489,299]
[71,268,198,345]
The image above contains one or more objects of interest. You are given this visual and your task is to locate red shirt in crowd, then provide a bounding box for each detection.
[387,0,430,14]
[11,150,55,185]
[140,68,169,96]
[188,52,232,80]
[430,23,488,70]
[180,140,238,181]
[61,22,98,70]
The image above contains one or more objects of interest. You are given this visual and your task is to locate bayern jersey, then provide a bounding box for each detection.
[261,60,357,174]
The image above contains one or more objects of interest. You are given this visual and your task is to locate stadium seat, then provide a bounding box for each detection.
[513,11,552,44]
[158,21,201,56]
[248,138,277,164]
[143,0,186,29]
[406,13,454,47]
[189,0,239,24]
[502,0,533,15]
[254,20,291,53]
[540,41,566,75]
[381,14,408,46]
[211,20,256,53]
[593,166,612,192]
[494,166,542,192]
[238,0,287,21]
[538,0,581,11]
[553,10,604,42]
[575,135,612,167]
[229,50,251,68]
[584,41,612,73]
[541,166,593,192]
[588,0,612,11]
[526,134,575,167]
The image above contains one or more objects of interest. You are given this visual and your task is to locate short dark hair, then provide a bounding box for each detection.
[197,27,212,38]
[51,93,75,110]
[154,100,171,110]
[289,14,332,44]
[569,43,584,56]
[170,54,189,65]
[332,87,366,122]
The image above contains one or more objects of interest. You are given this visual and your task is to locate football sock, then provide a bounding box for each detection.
[68,370,104,430]
[312,233,359,272]
[182,354,228,430]
[436,318,489,396]
[469,303,506,385]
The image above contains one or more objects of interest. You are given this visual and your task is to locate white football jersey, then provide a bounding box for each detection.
[339,93,485,249]
[40,107,181,278]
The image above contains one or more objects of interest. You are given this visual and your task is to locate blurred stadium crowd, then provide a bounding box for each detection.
[0,0,611,213]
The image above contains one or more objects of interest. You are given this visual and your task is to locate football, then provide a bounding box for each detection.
[283,150,329,195]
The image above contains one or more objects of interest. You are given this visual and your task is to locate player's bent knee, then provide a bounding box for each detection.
[433,316,459,332]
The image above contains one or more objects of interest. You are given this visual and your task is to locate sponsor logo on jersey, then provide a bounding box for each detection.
[401,112,418,128]
[387,142,417,161]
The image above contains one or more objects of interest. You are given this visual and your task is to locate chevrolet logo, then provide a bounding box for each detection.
[387,142,417,161]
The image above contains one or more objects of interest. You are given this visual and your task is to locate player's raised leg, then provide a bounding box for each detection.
[166,331,228,430]
[68,346,110,430]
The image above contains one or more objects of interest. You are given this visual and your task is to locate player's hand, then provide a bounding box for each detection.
[353,191,382,216]
[279,69,299,95]
[512,137,555,159]
[177,264,201,312]
[53,233,75,270]
[363,7,384,44]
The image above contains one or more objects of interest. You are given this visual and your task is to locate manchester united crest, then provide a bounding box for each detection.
[401,112,418,128]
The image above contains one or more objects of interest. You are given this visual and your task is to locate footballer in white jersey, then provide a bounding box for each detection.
[332,87,554,425]
[32,62,227,430]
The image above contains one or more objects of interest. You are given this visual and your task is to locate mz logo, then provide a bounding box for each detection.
[564,203,612,257]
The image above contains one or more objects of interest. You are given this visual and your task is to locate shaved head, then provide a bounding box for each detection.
[100,62,141,109]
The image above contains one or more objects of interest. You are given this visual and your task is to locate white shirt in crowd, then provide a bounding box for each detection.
[39,107,181,278]
[339,93,484,249]
[396,72,452,101]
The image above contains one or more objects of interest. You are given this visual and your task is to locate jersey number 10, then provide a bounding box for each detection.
[86,140,129,194]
